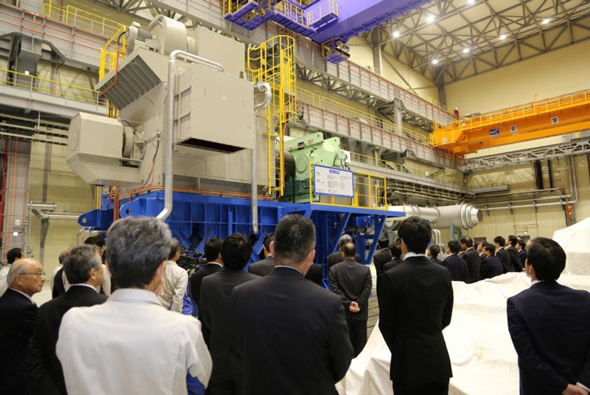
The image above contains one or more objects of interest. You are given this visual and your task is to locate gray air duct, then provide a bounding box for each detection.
[386,203,482,230]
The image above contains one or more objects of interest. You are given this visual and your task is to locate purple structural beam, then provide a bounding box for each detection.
[310,0,431,44]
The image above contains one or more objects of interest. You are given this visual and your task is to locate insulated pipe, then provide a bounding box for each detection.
[157,50,224,221]
[251,82,272,235]
[28,202,57,211]
[31,209,79,220]
[387,203,482,230]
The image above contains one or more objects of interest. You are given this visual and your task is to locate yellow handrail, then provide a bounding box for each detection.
[42,0,124,37]
[0,67,104,105]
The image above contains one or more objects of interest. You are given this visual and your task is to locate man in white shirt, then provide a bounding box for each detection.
[56,217,212,395]
[158,238,189,313]
[0,247,24,297]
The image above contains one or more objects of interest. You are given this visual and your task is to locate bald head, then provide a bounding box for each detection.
[8,258,45,297]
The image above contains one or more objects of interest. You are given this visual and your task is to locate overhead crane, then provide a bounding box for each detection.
[430,90,590,155]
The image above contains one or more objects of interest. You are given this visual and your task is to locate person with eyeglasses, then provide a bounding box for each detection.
[0,258,45,395]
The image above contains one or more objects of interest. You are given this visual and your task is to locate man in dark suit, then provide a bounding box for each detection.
[200,233,259,395]
[27,245,107,395]
[507,235,524,272]
[0,258,45,395]
[443,240,470,282]
[480,244,504,280]
[248,233,274,277]
[507,237,590,395]
[460,236,481,283]
[232,215,353,394]
[373,236,391,277]
[378,216,453,395]
[517,240,527,264]
[427,245,444,265]
[495,236,513,273]
[329,242,372,357]
[304,263,323,286]
[383,242,403,272]
[327,234,362,267]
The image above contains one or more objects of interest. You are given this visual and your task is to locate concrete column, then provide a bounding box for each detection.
[394,98,404,136]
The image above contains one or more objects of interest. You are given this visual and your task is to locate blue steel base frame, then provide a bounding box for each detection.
[79,191,405,286]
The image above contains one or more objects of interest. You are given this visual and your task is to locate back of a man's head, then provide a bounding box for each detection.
[459,236,473,248]
[494,236,505,247]
[447,240,461,254]
[64,245,102,284]
[378,236,389,249]
[7,248,23,264]
[84,235,106,248]
[485,244,496,255]
[338,234,353,249]
[508,235,518,247]
[517,240,526,250]
[221,233,252,270]
[204,237,223,262]
[273,215,315,264]
[527,237,566,281]
[341,242,356,258]
[389,242,402,258]
[58,250,69,264]
[106,217,171,289]
[398,216,431,254]
[168,238,181,261]
[263,233,274,253]
[428,245,440,258]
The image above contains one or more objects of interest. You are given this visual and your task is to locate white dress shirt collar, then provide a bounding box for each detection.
[207,262,223,268]
[70,283,99,292]
[275,265,302,275]
[531,279,544,286]
[404,252,426,258]
[9,288,35,303]
[108,288,162,306]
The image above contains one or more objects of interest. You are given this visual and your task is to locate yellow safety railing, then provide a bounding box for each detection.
[275,1,306,24]
[99,26,127,118]
[42,0,124,37]
[248,35,297,197]
[308,162,389,210]
[0,67,104,106]
[428,96,447,111]
[306,0,339,27]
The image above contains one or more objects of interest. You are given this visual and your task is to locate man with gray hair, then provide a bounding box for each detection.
[232,214,353,393]
[158,238,189,313]
[27,245,107,394]
[327,233,361,267]
[0,258,45,394]
[56,217,212,395]
[51,250,69,298]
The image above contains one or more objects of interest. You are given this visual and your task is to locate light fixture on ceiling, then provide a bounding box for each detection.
[393,30,400,38]
[542,18,550,25]
[426,15,435,23]
[463,48,470,53]
[467,0,475,4]
[500,34,507,40]
[432,59,439,65]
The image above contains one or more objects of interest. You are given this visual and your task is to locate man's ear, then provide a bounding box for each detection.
[269,241,275,257]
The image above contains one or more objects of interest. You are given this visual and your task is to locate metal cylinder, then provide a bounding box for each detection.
[387,203,482,230]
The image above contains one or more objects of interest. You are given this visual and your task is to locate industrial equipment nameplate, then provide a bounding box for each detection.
[313,165,354,197]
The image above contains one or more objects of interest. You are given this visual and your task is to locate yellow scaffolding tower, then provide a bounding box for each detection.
[248,35,296,197]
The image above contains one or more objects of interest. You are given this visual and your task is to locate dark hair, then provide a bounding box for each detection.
[6,248,23,264]
[481,241,489,248]
[398,216,431,253]
[494,236,506,247]
[273,215,315,264]
[428,245,440,258]
[459,236,473,248]
[389,242,402,258]
[527,237,566,280]
[341,242,356,258]
[338,234,353,249]
[168,238,181,260]
[508,235,518,247]
[485,244,496,255]
[518,240,526,249]
[204,237,223,262]
[221,233,252,270]
[473,242,479,250]
[84,235,106,248]
[447,240,461,254]
[378,236,389,249]
[64,245,102,284]
[106,217,171,289]
[263,233,274,252]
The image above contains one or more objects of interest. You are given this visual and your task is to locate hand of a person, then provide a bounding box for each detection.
[563,384,588,395]
[349,301,360,313]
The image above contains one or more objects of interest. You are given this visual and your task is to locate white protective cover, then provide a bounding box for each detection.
[553,217,590,275]
[336,272,590,395]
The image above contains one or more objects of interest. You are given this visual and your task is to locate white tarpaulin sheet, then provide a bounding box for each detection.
[337,273,590,395]
[553,217,590,275]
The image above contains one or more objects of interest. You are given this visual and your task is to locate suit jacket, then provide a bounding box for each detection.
[232,267,353,394]
[378,256,453,383]
[27,285,107,395]
[443,254,470,282]
[518,249,528,265]
[0,289,39,395]
[327,251,361,268]
[383,257,403,272]
[373,248,391,277]
[329,258,372,321]
[430,257,444,266]
[52,268,66,299]
[200,270,258,384]
[497,247,513,273]
[507,281,590,394]
[247,256,275,277]
[463,248,482,283]
[507,245,524,272]
[480,255,504,280]
[190,263,223,306]
[304,263,323,286]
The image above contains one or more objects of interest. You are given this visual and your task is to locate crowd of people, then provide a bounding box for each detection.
[0,215,588,395]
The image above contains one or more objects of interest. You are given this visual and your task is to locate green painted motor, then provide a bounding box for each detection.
[281,132,348,203]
